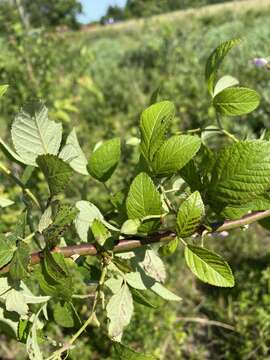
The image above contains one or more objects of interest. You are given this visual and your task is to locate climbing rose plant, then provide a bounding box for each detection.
[0,39,268,359]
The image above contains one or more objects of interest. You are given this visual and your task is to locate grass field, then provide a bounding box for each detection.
[81,0,270,37]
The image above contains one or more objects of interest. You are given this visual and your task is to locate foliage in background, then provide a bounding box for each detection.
[101,0,236,23]
[1,2,270,359]
[0,0,82,32]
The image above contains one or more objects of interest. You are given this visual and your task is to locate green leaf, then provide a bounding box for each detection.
[35,267,71,301]
[158,238,179,257]
[126,173,162,233]
[176,191,204,238]
[43,204,78,247]
[87,138,121,182]
[43,251,69,282]
[0,197,14,208]
[125,270,181,301]
[11,103,62,166]
[106,283,134,341]
[75,200,104,242]
[14,212,27,239]
[150,282,181,301]
[140,101,175,163]
[21,165,35,186]
[6,289,29,316]
[184,245,235,287]
[37,154,73,195]
[221,194,270,219]
[0,84,8,98]
[0,234,16,268]
[38,206,53,233]
[213,75,239,96]
[209,141,270,209]
[130,288,157,309]
[0,306,18,336]
[53,301,76,328]
[138,247,166,283]
[113,342,156,360]
[152,135,201,176]
[36,252,73,300]
[105,276,124,294]
[205,38,241,95]
[18,319,32,343]
[179,160,202,192]
[9,242,30,281]
[59,128,88,175]
[125,271,152,291]
[259,217,270,231]
[149,85,161,105]
[26,306,44,360]
[213,87,260,116]
[121,219,141,235]
[0,137,25,165]
[91,219,111,247]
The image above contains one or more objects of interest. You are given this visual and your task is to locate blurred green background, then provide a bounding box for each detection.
[1,0,270,359]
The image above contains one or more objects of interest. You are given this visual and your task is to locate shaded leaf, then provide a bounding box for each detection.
[18,319,31,343]
[37,154,73,195]
[0,84,8,98]
[43,204,78,247]
[35,252,73,300]
[130,288,157,309]
[0,234,16,268]
[158,238,179,257]
[53,301,76,328]
[9,242,30,281]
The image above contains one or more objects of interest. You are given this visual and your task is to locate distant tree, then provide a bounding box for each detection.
[100,5,126,24]
[23,0,82,29]
[101,0,235,23]
[0,0,82,31]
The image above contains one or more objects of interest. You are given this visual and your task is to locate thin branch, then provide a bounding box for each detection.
[0,162,41,209]
[176,316,235,331]
[1,209,270,274]
[212,209,270,232]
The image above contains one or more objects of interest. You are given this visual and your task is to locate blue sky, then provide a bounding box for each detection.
[79,0,127,23]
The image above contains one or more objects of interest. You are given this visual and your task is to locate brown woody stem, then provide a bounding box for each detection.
[1,209,270,275]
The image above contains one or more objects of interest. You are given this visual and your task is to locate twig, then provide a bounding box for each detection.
[1,208,270,274]
[0,162,41,209]
[176,316,235,331]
